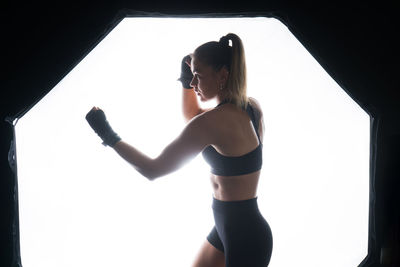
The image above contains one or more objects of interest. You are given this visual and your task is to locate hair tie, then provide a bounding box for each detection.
[219,36,230,47]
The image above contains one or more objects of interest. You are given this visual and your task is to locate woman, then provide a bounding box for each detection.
[86,33,273,267]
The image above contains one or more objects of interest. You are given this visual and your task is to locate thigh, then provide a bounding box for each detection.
[192,239,225,267]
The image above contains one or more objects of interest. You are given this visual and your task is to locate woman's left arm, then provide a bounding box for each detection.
[112,114,211,180]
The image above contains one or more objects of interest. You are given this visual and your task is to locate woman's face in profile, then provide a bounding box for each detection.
[190,56,220,102]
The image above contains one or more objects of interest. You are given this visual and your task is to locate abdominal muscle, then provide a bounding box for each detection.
[210,170,261,201]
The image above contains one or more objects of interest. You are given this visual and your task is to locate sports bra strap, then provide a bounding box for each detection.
[246,103,261,143]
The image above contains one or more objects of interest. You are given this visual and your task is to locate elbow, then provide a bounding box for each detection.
[146,173,159,182]
[138,157,172,181]
[138,167,161,181]
[132,158,162,181]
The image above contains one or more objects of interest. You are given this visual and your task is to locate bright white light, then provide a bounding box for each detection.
[15,17,369,267]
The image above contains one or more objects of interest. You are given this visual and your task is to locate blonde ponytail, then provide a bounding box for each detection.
[221,33,248,108]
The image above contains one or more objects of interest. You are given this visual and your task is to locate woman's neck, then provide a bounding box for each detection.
[216,92,229,106]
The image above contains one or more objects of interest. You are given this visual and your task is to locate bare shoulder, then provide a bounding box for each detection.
[179,108,221,148]
[186,107,219,133]
[248,97,263,117]
[189,107,217,123]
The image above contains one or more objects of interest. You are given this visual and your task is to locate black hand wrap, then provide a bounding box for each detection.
[86,108,121,147]
[177,55,193,89]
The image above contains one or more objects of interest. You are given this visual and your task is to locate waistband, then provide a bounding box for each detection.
[212,196,259,214]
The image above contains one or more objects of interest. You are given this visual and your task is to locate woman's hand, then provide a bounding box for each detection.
[85,107,121,147]
[177,54,194,89]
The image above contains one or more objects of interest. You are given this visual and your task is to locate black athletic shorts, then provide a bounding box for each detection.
[207,197,273,267]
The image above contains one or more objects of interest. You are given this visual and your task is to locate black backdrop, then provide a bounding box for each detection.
[1,1,399,266]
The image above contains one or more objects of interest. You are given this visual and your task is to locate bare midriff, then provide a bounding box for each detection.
[210,170,261,201]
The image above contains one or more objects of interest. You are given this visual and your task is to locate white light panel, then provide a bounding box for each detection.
[15,17,369,267]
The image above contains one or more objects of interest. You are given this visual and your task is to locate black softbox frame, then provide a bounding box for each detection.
[1,3,399,267]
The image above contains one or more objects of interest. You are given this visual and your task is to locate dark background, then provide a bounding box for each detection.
[1,1,399,266]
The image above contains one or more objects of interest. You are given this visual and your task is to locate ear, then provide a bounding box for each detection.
[219,66,229,84]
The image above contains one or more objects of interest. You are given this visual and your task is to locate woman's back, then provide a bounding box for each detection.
[200,97,265,201]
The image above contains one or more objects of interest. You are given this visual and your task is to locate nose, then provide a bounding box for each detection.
[190,76,197,88]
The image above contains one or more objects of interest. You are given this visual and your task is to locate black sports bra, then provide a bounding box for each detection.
[202,100,263,176]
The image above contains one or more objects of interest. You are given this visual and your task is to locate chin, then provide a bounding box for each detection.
[201,96,211,102]
[197,95,206,102]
